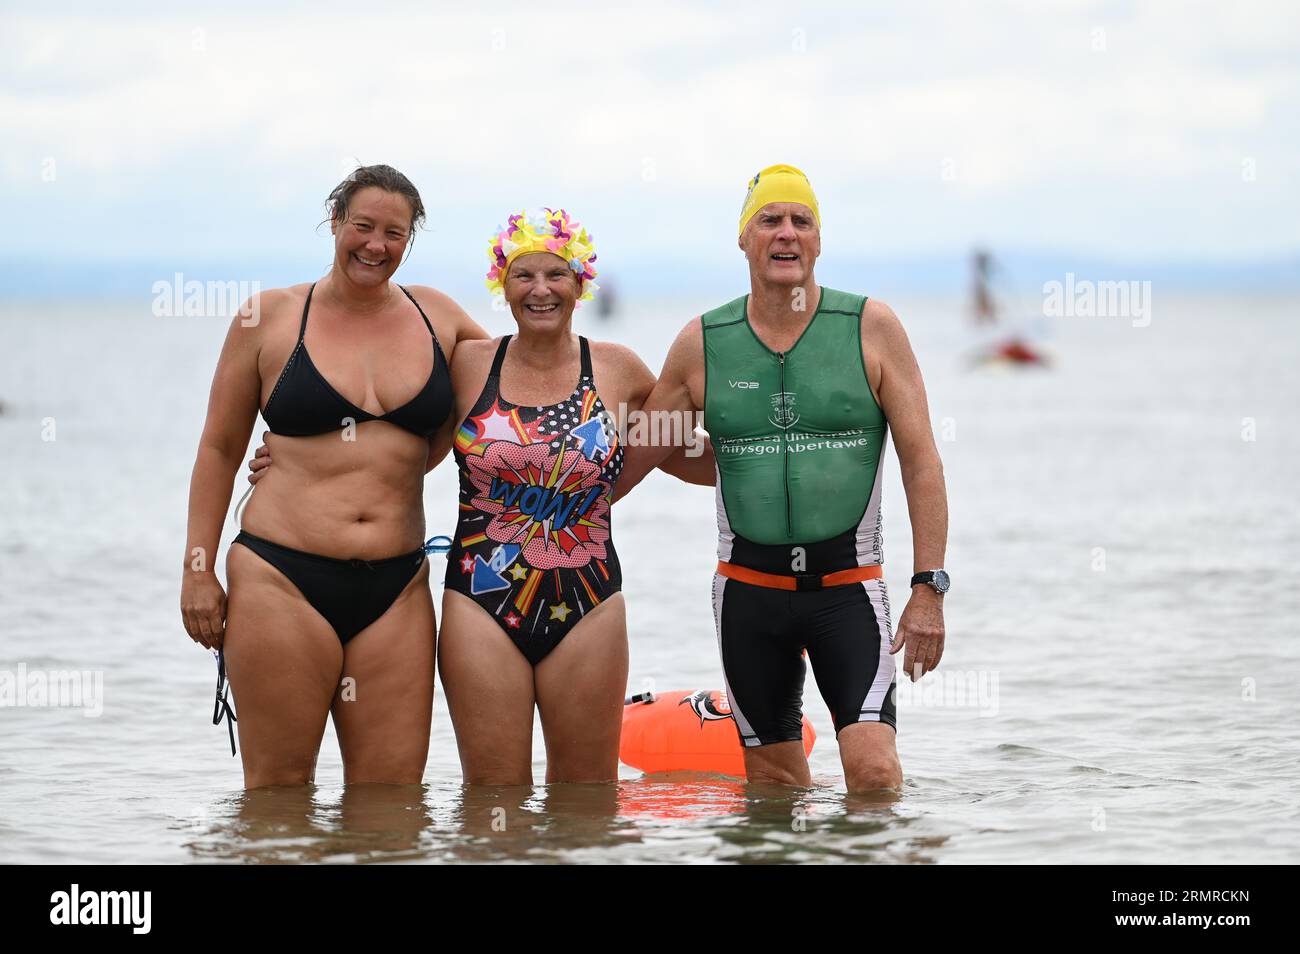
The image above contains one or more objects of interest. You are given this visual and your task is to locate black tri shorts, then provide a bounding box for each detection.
[710,572,897,747]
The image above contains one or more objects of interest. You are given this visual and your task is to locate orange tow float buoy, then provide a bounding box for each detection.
[619,688,816,777]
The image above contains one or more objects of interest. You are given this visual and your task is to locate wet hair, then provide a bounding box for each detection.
[324,164,426,258]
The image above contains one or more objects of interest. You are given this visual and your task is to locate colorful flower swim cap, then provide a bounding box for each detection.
[486,209,598,305]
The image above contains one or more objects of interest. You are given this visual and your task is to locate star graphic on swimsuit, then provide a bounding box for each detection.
[504,612,522,629]
[476,405,525,443]
[465,401,542,447]
[548,602,572,622]
[459,554,474,573]
[509,563,529,581]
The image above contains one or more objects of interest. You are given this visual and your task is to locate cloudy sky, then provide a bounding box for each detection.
[3,0,1297,296]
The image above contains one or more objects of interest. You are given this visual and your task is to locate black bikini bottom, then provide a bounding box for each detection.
[213,531,427,756]
[232,530,426,644]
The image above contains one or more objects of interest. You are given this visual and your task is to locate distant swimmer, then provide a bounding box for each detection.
[595,276,618,319]
[971,248,998,326]
[619,164,951,794]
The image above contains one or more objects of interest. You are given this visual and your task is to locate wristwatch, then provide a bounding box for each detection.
[910,569,950,594]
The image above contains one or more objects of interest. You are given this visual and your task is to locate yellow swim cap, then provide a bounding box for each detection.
[738,164,820,237]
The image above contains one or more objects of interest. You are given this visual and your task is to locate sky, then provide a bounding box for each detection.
[3,0,1298,298]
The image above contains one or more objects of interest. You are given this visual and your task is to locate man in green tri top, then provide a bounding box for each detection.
[621,164,949,793]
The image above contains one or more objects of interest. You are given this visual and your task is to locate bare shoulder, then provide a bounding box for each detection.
[862,297,904,334]
[402,283,465,316]
[662,316,704,369]
[451,334,499,367]
[231,283,306,344]
[674,315,704,347]
[589,339,653,378]
[402,283,486,344]
[587,340,654,409]
[446,335,497,404]
[861,297,915,354]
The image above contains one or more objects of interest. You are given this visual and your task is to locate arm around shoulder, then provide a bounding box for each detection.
[613,318,706,500]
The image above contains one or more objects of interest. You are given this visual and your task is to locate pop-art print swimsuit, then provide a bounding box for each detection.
[444,335,623,664]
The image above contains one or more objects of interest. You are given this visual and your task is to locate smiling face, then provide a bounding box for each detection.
[504,251,582,330]
[330,186,414,287]
[739,201,821,287]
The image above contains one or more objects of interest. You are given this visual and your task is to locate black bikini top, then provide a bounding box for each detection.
[262,283,453,438]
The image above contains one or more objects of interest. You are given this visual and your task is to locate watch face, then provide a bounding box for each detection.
[933,569,950,592]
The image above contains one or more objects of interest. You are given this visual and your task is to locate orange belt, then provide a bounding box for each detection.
[716,560,883,592]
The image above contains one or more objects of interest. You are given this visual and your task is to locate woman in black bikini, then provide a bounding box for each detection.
[180,165,488,788]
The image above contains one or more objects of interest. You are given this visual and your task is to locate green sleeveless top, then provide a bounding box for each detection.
[702,287,886,546]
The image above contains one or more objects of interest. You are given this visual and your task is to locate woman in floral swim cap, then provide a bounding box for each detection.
[438,209,712,783]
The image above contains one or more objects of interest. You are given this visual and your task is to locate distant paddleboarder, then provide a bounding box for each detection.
[968,248,1049,367]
